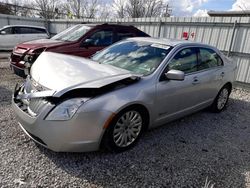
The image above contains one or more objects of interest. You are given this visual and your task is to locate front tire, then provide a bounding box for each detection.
[210,85,231,113]
[102,107,146,152]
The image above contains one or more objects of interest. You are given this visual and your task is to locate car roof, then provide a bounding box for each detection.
[129,37,215,49]
[79,24,97,27]
[76,23,136,29]
[98,23,136,28]
[2,25,47,30]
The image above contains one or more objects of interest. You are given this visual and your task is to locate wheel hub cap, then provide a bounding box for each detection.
[113,111,142,147]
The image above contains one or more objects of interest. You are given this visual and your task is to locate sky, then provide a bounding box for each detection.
[109,0,250,17]
[3,0,250,17]
[167,0,250,16]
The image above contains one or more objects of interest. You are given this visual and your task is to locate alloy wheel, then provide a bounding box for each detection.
[113,111,142,147]
[217,88,229,110]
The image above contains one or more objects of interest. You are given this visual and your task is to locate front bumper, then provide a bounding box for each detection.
[12,87,111,152]
[10,52,26,78]
[10,64,25,78]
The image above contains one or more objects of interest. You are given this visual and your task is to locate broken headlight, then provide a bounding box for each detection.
[45,98,89,121]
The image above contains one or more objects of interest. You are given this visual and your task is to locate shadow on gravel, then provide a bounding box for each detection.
[0,86,13,106]
[37,98,250,187]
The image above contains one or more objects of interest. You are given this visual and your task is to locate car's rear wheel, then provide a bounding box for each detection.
[210,85,231,113]
[102,107,146,152]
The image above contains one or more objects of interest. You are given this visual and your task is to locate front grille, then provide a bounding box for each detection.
[16,97,48,117]
[15,78,50,117]
[11,53,22,63]
[28,98,48,115]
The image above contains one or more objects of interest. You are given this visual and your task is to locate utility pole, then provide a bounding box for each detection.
[78,0,81,18]
[163,4,172,17]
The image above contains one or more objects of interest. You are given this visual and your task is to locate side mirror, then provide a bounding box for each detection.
[81,39,94,47]
[0,31,6,35]
[165,69,185,81]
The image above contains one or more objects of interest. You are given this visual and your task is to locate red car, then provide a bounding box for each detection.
[10,24,150,77]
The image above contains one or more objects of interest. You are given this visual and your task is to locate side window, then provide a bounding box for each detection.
[168,48,198,74]
[14,27,45,34]
[198,48,223,70]
[87,30,114,46]
[116,30,134,41]
[13,27,19,34]
[13,27,31,34]
[19,27,32,34]
[30,28,46,34]
[2,27,12,34]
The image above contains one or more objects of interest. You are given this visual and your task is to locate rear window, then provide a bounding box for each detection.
[198,48,223,70]
[14,27,47,34]
[30,28,47,33]
[117,30,134,41]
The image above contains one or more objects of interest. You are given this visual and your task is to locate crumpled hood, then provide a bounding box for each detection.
[30,52,140,93]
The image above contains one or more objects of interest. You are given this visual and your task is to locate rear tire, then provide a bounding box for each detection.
[210,85,231,113]
[102,107,146,152]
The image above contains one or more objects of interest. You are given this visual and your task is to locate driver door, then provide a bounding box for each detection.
[77,29,115,58]
[155,47,202,123]
[0,27,15,50]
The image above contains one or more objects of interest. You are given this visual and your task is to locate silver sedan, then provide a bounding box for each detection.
[12,37,237,152]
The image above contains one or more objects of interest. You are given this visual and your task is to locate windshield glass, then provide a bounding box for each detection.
[51,25,91,42]
[92,40,172,75]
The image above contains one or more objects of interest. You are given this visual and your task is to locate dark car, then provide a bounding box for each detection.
[10,23,150,77]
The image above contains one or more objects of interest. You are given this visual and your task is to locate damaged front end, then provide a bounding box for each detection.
[13,78,56,117]
[12,65,141,151]
[13,75,140,118]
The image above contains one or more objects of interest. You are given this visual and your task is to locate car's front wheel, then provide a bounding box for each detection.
[210,84,231,113]
[102,107,146,152]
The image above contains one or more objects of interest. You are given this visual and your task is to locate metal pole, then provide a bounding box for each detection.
[158,19,162,38]
[47,19,51,34]
[227,20,237,57]
[78,0,81,19]
[7,16,10,25]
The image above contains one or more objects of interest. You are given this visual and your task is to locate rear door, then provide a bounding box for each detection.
[14,27,48,44]
[195,47,225,101]
[29,27,49,39]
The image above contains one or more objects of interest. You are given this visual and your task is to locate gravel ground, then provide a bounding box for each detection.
[0,59,250,188]
[0,51,10,59]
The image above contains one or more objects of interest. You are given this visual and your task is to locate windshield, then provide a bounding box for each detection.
[51,25,91,42]
[92,40,172,75]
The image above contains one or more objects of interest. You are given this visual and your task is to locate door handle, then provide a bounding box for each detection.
[221,72,225,77]
[192,77,200,85]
